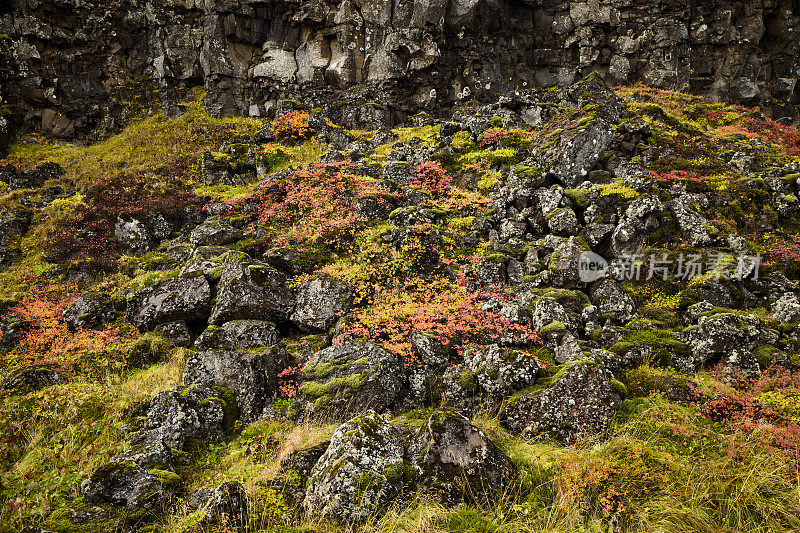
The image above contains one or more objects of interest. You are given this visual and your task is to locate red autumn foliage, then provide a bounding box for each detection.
[48,175,201,272]
[270,110,313,143]
[0,285,132,378]
[650,170,704,184]
[410,162,453,196]
[333,273,541,367]
[235,160,399,268]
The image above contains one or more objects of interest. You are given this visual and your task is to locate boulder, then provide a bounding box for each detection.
[503,361,622,444]
[82,383,227,511]
[773,293,800,324]
[195,481,249,531]
[183,344,291,422]
[189,218,246,247]
[463,344,540,400]
[303,411,405,524]
[126,274,211,331]
[408,409,516,503]
[209,256,294,325]
[667,195,714,246]
[590,279,637,323]
[194,320,280,351]
[2,366,59,392]
[290,275,353,332]
[296,340,404,418]
[62,292,116,329]
[680,313,776,376]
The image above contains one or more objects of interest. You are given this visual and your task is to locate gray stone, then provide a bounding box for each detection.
[303,411,405,524]
[291,275,353,332]
[126,274,211,331]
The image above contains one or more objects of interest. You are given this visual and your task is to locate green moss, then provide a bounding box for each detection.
[457,369,478,392]
[539,320,567,336]
[147,468,182,486]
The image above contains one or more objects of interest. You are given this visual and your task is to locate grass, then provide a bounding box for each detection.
[3,90,262,190]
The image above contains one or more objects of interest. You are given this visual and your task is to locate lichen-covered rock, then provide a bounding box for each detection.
[548,237,589,288]
[546,207,580,236]
[194,320,280,351]
[680,313,776,376]
[80,461,173,513]
[195,481,249,532]
[463,344,540,400]
[404,332,452,407]
[189,218,246,247]
[442,364,480,415]
[297,340,403,418]
[83,383,226,511]
[201,151,233,185]
[503,361,622,444]
[62,292,116,330]
[2,366,59,392]
[126,274,211,331]
[667,194,714,246]
[153,321,193,347]
[590,279,637,323]
[408,409,516,503]
[303,411,405,524]
[209,255,294,325]
[183,345,290,422]
[773,293,800,324]
[291,275,353,332]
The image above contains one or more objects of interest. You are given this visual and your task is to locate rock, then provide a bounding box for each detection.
[291,275,353,332]
[62,292,116,330]
[730,77,762,106]
[463,344,540,400]
[189,218,246,247]
[153,321,193,347]
[196,481,249,531]
[303,411,405,524]
[80,461,172,513]
[297,340,404,419]
[609,216,645,256]
[115,216,152,255]
[83,383,227,511]
[442,364,480,415]
[680,313,776,376]
[2,366,59,392]
[590,279,637,323]
[667,195,714,246]
[683,301,714,325]
[546,207,580,236]
[194,320,280,351]
[126,274,211,331]
[503,361,622,444]
[209,255,295,325]
[548,237,589,288]
[773,293,800,324]
[183,344,290,422]
[405,332,451,406]
[201,151,233,185]
[408,409,516,503]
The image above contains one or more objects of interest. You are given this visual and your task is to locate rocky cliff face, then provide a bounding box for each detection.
[3,0,800,143]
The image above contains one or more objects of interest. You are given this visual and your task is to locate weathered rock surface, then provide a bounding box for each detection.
[303,411,405,524]
[209,256,294,325]
[62,292,116,330]
[408,409,516,503]
[183,345,291,422]
[194,320,280,351]
[503,362,622,444]
[2,366,59,392]
[126,274,211,331]
[291,275,353,332]
[5,0,800,143]
[297,340,404,418]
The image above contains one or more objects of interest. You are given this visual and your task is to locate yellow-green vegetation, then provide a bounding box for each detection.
[4,90,262,189]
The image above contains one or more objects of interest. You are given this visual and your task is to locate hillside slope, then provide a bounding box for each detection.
[3,78,800,532]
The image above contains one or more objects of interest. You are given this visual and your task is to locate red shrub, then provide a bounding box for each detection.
[410,162,453,196]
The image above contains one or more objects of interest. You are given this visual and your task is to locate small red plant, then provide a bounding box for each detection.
[410,162,453,196]
[270,111,312,143]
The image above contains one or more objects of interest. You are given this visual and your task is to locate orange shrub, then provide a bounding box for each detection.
[270,111,312,143]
